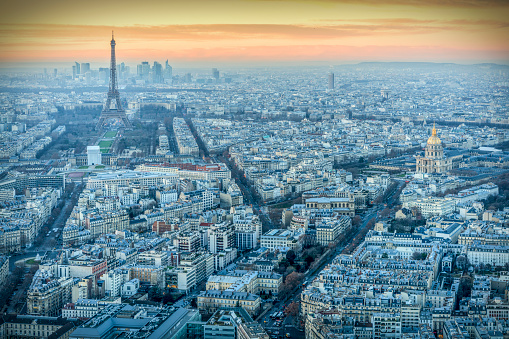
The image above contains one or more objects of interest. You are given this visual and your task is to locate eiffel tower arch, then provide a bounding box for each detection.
[96,32,131,130]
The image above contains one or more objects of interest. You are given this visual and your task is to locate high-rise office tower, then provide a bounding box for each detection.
[137,61,150,80]
[81,63,90,74]
[118,62,125,80]
[328,72,334,90]
[164,60,173,80]
[96,32,131,129]
[118,62,130,80]
[75,62,81,75]
[212,68,220,80]
[153,62,163,83]
[99,67,109,82]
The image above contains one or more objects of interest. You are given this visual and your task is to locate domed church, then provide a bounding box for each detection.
[416,123,452,174]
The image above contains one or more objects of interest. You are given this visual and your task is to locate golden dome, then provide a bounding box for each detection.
[427,123,441,145]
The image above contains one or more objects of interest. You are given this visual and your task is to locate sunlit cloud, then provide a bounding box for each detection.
[0,0,508,64]
[253,0,509,7]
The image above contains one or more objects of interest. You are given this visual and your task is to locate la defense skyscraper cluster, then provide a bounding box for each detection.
[96,32,131,129]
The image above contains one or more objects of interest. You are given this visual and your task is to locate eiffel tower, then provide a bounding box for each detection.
[96,32,131,129]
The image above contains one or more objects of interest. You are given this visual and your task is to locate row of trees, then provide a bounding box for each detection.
[0,264,39,314]
[33,183,80,249]
[274,243,328,277]
[0,266,24,313]
[117,122,159,156]
[148,286,185,305]
[342,217,376,254]
[279,271,305,300]
[373,181,399,205]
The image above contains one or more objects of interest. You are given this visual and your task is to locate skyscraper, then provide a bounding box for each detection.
[153,62,163,83]
[81,63,90,74]
[137,62,150,80]
[212,68,220,81]
[164,60,173,80]
[72,62,80,79]
[328,72,334,90]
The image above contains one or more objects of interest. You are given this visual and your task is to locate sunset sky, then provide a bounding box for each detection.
[0,0,508,66]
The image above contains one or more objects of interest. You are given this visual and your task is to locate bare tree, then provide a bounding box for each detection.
[284,302,299,317]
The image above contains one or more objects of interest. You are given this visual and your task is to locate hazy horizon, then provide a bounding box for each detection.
[1,60,508,75]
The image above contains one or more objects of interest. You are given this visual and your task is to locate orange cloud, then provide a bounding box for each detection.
[1,18,507,43]
[254,0,509,7]
[0,15,508,63]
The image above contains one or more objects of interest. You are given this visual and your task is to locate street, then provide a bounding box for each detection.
[8,183,83,272]
[255,203,383,338]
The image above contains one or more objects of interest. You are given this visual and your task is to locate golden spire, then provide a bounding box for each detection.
[427,122,441,145]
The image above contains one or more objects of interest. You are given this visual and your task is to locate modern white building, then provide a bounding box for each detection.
[260,229,302,252]
[86,171,178,190]
[156,189,178,204]
[233,214,262,251]
[372,312,401,338]
[208,223,235,254]
[87,146,102,166]
[405,197,456,218]
[101,268,129,297]
[121,278,140,297]
[166,266,197,293]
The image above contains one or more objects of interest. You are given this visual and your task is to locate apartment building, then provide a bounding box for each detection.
[208,223,235,254]
[316,216,351,246]
[467,244,509,267]
[372,312,401,339]
[260,229,302,252]
[206,270,282,296]
[0,314,79,339]
[27,270,74,316]
[197,290,261,317]
[204,308,269,339]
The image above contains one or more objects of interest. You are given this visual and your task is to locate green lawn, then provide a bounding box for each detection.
[98,140,113,148]
[78,166,89,169]
[25,258,41,265]
[95,165,105,169]
[100,148,110,154]
[104,131,117,138]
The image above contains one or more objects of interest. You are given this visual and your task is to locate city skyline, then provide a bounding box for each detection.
[0,0,508,66]
[1,4,509,335]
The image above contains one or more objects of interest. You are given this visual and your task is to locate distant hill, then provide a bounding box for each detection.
[345,62,509,70]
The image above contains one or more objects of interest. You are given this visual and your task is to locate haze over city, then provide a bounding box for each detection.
[0,1,508,339]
